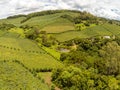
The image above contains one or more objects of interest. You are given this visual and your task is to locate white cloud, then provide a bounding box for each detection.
[0,0,120,20]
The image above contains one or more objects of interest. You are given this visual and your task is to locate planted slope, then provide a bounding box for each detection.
[0,61,49,90]
[0,35,63,70]
[0,11,80,33]
[22,13,75,33]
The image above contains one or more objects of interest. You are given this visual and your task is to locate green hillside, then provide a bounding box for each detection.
[0,10,120,90]
[1,10,119,36]
[53,24,120,42]
[0,10,80,33]
[0,61,49,90]
[0,35,63,71]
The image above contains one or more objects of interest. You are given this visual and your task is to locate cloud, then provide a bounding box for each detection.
[0,0,120,20]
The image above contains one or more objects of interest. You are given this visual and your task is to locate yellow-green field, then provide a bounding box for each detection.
[0,61,49,90]
[41,18,75,33]
[0,36,63,70]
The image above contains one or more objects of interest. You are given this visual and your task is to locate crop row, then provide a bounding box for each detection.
[0,60,50,90]
[0,44,45,54]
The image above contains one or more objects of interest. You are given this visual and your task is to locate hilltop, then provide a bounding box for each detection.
[0,10,120,36]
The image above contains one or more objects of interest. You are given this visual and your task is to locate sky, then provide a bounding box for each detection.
[0,0,120,20]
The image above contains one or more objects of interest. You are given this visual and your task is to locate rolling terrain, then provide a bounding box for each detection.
[1,10,119,41]
[0,10,120,90]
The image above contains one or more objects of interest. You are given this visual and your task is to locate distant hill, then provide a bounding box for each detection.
[0,10,120,42]
[0,10,119,34]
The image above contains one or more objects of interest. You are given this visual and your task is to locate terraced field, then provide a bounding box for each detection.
[0,61,49,90]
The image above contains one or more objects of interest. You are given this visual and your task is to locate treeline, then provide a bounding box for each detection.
[7,14,26,19]
[108,19,120,26]
[52,65,120,90]
[60,11,106,27]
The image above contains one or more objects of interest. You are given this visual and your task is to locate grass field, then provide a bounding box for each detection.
[53,24,120,42]
[0,36,63,71]
[0,61,49,90]
[41,18,75,33]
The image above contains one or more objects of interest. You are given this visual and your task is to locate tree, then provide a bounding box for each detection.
[97,41,120,75]
[52,66,120,90]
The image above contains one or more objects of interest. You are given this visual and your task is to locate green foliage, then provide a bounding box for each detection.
[74,11,99,24]
[61,37,120,64]
[52,66,120,90]
[8,28,25,38]
[0,23,16,30]
[53,37,120,90]
[96,41,120,75]
[25,29,37,39]
[35,33,58,47]
[7,14,26,19]
[60,14,74,22]
[60,51,87,65]
[0,10,120,90]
